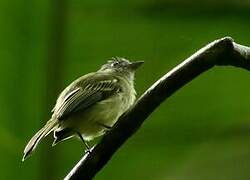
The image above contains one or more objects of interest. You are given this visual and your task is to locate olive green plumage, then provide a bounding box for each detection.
[22,57,143,161]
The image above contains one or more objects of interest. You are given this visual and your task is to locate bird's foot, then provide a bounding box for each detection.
[84,148,91,154]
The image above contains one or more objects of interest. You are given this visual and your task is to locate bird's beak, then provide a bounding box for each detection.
[128,61,144,70]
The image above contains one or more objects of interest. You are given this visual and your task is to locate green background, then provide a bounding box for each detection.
[0,0,250,179]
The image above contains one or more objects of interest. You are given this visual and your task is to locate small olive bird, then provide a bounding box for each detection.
[22,57,143,161]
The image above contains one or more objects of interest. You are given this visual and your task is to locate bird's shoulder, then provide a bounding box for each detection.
[75,72,120,86]
[51,72,123,115]
[59,72,118,94]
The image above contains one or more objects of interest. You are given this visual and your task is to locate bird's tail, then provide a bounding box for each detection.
[22,118,58,161]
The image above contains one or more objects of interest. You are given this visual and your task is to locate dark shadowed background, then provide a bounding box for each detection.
[0,0,250,179]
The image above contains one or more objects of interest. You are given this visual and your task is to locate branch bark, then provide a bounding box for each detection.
[64,37,250,180]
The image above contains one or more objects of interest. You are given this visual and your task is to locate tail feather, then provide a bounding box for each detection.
[22,119,58,161]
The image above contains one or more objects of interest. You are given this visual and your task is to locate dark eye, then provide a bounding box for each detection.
[111,62,119,67]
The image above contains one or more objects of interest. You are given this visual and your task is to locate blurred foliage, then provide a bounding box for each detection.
[0,0,250,179]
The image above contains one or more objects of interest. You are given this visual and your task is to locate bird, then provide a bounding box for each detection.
[22,57,143,161]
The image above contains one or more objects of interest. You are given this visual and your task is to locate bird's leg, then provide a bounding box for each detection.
[76,132,91,153]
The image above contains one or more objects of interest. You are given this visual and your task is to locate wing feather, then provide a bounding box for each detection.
[53,76,120,120]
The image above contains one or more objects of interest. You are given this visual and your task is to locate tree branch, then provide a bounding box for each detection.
[64,37,250,180]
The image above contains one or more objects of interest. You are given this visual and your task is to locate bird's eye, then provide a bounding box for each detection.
[111,62,119,67]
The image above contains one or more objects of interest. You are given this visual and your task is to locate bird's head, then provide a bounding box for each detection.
[99,57,144,80]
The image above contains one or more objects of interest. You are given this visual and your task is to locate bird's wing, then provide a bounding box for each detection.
[53,76,121,120]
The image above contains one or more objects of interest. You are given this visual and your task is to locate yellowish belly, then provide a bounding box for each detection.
[59,93,133,141]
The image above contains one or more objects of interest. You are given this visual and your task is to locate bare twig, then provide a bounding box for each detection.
[64,37,250,180]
